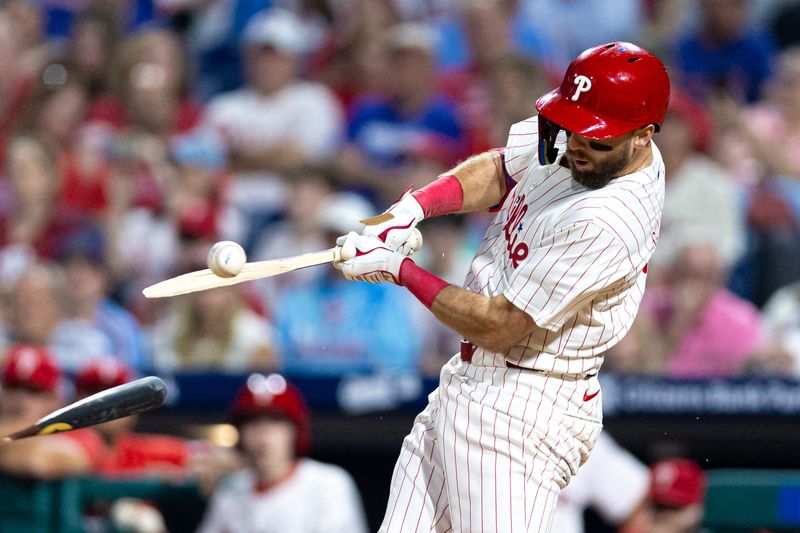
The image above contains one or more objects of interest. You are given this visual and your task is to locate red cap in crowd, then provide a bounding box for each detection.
[650,458,707,508]
[229,373,311,455]
[75,357,133,396]
[667,89,713,153]
[2,345,62,393]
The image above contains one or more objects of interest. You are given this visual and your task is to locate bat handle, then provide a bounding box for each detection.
[333,246,342,262]
[406,228,423,255]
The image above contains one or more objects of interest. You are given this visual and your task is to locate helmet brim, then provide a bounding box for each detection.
[535,89,644,140]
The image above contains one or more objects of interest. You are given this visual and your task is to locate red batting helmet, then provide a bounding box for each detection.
[229,373,311,455]
[650,458,706,508]
[75,357,134,396]
[535,42,670,162]
[2,345,62,393]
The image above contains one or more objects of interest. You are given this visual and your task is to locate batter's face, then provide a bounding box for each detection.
[565,127,653,189]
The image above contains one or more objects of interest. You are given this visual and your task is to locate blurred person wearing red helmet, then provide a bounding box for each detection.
[198,373,368,533]
[649,458,706,533]
[74,357,240,533]
[334,42,670,532]
[0,344,104,478]
[74,357,191,477]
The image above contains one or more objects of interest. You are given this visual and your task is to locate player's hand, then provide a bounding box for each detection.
[361,188,424,255]
[335,232,408,284]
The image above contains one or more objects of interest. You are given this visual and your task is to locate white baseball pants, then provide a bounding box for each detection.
[379,355,603,533]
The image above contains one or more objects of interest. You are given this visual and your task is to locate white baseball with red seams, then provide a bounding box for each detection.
[378,115,665,532]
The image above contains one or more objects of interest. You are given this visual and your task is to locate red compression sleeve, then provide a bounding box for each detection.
[399,259,450,310]
[411,174,464,218]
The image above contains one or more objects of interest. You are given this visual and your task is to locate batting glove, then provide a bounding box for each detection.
[335,232,408,284]
[361,188,424,255]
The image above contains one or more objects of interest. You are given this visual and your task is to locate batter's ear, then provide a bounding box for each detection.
[632,125,655,148]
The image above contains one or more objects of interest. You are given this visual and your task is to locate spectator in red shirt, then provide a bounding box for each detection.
[88,27,201,136]
[16,62,91,159]
[74,357,190,477]
[0,344,105,478]
[0,134,92,260]
[14,62,111,218]
[75,357,241,488]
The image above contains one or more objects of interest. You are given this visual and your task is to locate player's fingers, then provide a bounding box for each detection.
[338,232,358,261]
[398,228,423,256]
[408,228,423,253]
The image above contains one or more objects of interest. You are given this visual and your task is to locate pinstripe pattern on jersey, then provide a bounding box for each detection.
[379,114,662,533]
[464,116,665,376]
[378,356,602,532]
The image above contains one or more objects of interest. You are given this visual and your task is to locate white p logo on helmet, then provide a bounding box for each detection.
[570,75,592,101]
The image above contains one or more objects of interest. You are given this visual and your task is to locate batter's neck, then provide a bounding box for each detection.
[620,142,654,177]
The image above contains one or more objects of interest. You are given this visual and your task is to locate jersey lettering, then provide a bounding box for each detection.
[503,195,530,268]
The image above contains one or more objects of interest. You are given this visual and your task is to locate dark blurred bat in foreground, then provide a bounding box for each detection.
[2,376,167,441]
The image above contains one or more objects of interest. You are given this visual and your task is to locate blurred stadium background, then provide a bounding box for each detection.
[0,0,800,531]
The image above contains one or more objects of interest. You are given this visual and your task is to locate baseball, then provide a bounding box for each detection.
[208,241,247,278]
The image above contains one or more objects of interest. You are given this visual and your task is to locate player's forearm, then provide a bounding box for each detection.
[433,287,535,353]
[399,260,533,353]
[409,151,506,220]
[448,151,507,213]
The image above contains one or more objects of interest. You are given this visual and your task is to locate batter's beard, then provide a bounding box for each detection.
[565,148,631,189]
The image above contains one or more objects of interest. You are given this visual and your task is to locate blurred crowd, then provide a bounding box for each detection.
[0,0,798,390]
[1,1,798,531]
[0,349,711,532]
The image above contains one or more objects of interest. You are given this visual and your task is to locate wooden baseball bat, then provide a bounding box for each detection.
[143,247,339,299]
[142,229,423,299]
[2,377,167,441]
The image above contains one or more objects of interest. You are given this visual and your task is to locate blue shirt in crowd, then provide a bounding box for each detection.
[675,30,778,103]
[347,96,464,168]
[96,298,150,371]
[274,276,421,377]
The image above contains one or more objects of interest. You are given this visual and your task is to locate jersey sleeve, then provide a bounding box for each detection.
[502,117,540,182]
[503,221,631,331]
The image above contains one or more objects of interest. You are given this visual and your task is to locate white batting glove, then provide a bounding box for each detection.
[361,189,424,255]
[335,232,408,284]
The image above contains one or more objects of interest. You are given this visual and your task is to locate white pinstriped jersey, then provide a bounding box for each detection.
[464,116,665,376]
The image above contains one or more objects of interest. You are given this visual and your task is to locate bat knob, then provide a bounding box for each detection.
[405,228,423,255]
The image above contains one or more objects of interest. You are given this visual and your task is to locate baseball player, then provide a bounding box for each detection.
[335,42,670,532]
[197,373,369,533]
